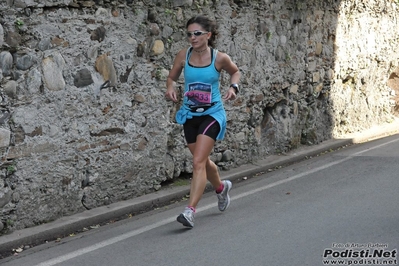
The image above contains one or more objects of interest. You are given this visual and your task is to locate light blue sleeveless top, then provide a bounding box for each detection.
[175,47,227,140]
[183,47,221,106]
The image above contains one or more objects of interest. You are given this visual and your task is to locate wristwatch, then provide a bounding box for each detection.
[230,83,239,94]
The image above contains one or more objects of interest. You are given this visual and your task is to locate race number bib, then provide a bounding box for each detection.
[184,82,212,106]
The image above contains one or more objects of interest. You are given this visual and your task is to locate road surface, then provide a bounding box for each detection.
[1,134,398,266]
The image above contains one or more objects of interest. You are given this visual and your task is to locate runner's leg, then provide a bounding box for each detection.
[187,134,215,208]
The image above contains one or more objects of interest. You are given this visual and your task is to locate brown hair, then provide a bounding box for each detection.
[186,15,219,47]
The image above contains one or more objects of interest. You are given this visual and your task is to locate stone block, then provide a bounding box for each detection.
[151,40,165,56]
[95,54,117,86]
[0,128,10,148]
[173,0,193,7]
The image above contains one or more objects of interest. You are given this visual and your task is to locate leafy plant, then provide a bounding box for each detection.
[285,52,291,61]
[15,19,24,29]
[266,32,272,41]
[155,69,162,80]
[7,165,16,175]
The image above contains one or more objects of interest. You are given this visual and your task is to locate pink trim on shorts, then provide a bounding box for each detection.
[202,120,217,135]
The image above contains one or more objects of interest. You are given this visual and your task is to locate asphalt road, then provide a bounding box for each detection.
[1,134,398,266]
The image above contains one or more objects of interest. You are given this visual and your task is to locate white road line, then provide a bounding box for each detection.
[35,217,178,266]
[230,138,399,201]
[36,137,399,266]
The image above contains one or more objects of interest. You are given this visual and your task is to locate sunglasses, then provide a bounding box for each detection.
[186,31,208,38]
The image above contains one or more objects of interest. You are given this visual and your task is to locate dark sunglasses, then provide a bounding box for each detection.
[186,31,208,38]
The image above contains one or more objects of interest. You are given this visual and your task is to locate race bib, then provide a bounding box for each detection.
[184,82,212,106]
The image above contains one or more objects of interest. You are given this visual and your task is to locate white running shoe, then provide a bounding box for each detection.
[217,180,232,211]
[177,207,195,228]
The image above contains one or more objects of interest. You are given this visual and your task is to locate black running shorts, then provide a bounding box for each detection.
[183,115,221,144]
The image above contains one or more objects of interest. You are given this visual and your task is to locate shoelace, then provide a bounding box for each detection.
[184,208,194,215]
[217,193,225,201]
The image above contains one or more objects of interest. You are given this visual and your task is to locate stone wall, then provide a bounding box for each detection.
[0,0,398,232]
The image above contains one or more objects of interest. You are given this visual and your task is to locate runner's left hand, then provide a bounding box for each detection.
[223,87,237,101]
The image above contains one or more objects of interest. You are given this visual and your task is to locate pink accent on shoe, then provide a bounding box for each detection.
[188,206,196,213]
[215,183,224,194]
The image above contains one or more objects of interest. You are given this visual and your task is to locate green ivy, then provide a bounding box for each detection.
[7,165,16,174]
[15,18,24,29]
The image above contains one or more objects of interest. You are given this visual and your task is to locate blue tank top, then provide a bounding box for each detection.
[183,47,221,107]
[175,47,227,140]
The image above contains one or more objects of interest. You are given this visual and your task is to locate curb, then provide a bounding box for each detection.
[0,120,398,256]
